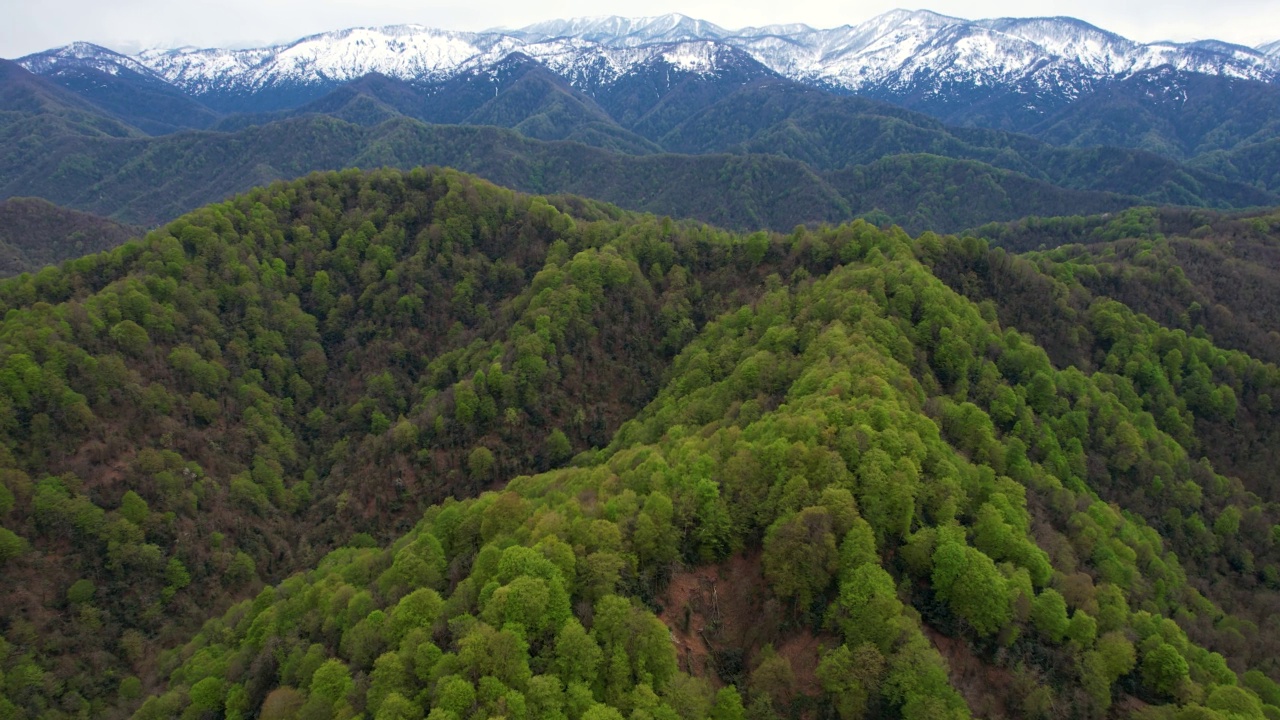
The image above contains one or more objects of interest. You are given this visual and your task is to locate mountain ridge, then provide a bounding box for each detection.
[15,10,1279,123]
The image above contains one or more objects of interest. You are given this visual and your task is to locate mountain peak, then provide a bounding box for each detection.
[18,41,159,77]
[861,8,968,31]
[13,10,1280,122]
[511,14,730,45]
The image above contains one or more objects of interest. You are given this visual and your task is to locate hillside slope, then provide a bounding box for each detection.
[0,169,1278,720]
[0,197,141,276]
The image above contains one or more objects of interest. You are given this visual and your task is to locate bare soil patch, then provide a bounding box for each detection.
[658,550,835,703]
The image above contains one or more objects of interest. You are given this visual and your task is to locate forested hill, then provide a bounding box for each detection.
[0,197,142,276]
[0,169,1279,720]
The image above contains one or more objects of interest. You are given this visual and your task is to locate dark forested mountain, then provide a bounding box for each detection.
[0,59,142,139]
[1189,139,1280,196]
[653,79,1277,207]
[1,56,1276,236]
[0,197,141,276]
[1029,69,1280,162]
[2,14,1278,241]
[213,55,662,156]
[2,168,1280,720]
[7,12,1280,181]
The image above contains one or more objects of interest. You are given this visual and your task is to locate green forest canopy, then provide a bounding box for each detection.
[0,168,1277,720]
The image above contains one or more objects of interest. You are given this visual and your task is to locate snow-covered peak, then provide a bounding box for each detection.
[732,23,818,38]
[973,16,1137,72]
[264,25,492,81]
[1183,39,1262,55]
[511,14,730,46]
[18,42,159,78]
[858,8,966,34]
[706,9,1275,94]
[656,41,741,73]
[137,24,507,92]
[15,10,1279,115]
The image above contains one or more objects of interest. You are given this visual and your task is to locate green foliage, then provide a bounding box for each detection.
[66,578,95,604]
[0,168,1274,720]
[1143,643,1191,699]
[0,526,28,564]
[546,428,573,465]
[763,506,839,610]
[932,539,1012,637]
[309,658,354,704]
[1030,589,1070,643]
[468,446,495,480]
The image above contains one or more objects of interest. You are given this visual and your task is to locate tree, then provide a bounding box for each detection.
[189,676,226,712]
[367,653,412,717]
[259,687,306,720]
[109,320,150,355]
[833,564,906,652]
[458,623,532,689]
[1141,643,1189,699]
[380,535,446,598]
[763,507,840,611]
[881,634,967,720]
[710,686,746,720]
[309,659,354,705]
[1066,611,1098,648]
[546,429,572,465]
[375,692,425,720]
[526,675,568,720]
[1205,685,1264,720]
[1030,589,1070,643]
[582,705,626,720]
[469,446,495,480]
[435,676,476,716]
[857,450,918,542]
[554,619,603,686]
[0,526,26,563]
[1096,632,1136,682]
[931,539,1011,636]
[389,587,444,641]
[119,490,150,525]
[818,643,885,720]
[632,492,679,571]
[840,518,878,577]
[751,645,796,711]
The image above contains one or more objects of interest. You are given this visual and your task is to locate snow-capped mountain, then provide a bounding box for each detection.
[113,23,760,110]
[20,41,167,81]
[505,15,733,46]
[136,26,503,95]
[12,10,1280,120]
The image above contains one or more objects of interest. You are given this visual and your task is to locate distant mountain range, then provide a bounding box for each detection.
[2,11,1280,240]
[15,11,1280,126]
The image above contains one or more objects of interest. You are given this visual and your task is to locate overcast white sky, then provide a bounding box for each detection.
[2,0,1278,58]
